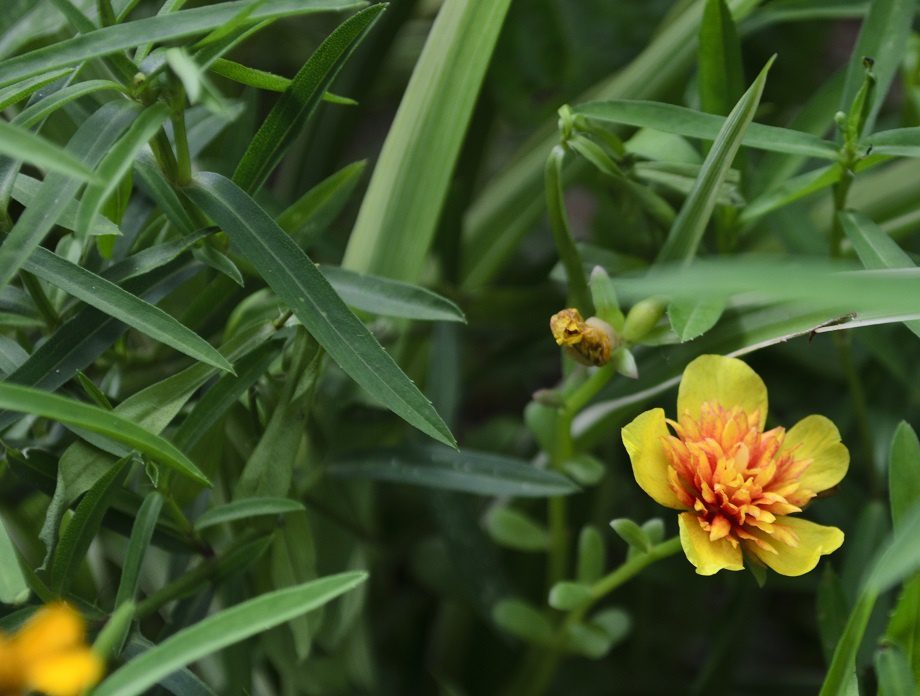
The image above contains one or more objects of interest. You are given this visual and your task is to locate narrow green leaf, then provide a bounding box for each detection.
[459,0,763,289]
[886,576,920,685]
[12,173,122,237]
[698,0,744,116]
[0,520,28,604]
[0,101,137,289]
[22,247,233,373]
[0,0,365,87]
[114,492,164,607]
[741,164,842,224]
[839,0,915,134]
[875,643,916,696]
[658,57,775,262]
[76,103,169,239]
[0,68,71,110]
[573,99,837,161]
[173,341,281,451]
[0,383,209,486]
[13,80,127,128]
[319,265,466,323]
[342,0,513,282]
[0,119,100,183]
[820,593,877,696]
[839,211,920,339]
[93,572,368,696]
[277,159,365,245]
[192,245,244,286]
[888,421,920,529]
[51,456,131,594]
[865,127,920,157]
[185,172,456,448]
[233,4,383,193]
[195,498,305,531]
[329,445,578,497]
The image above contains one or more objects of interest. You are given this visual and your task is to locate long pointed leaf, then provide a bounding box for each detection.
[22,247,233,372]
[185,172,456,447]
[93,572,367,696]
[342,0,513,281]
[233,4,383,193]
[0,0,365,87]
[0,383,209,486]
[657,56,775,262]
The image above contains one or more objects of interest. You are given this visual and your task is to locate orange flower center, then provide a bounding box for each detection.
[661,401,815,552]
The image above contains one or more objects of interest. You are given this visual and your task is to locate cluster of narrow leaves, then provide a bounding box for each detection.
[2,0,920,694]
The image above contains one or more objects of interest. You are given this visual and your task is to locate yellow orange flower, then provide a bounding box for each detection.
[621,354,847,576]
[549,308,615,366]
[0,603,102,696]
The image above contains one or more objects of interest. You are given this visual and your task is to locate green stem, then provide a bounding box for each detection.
[545,364,616,588]
[134,531,263,619]
[525,536,682,696]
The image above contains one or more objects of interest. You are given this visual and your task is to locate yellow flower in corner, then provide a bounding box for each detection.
[0,602,102,696]
[621,354,848,576]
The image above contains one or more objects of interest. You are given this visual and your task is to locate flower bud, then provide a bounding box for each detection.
[549,308,617,366]
[622,299,666,343]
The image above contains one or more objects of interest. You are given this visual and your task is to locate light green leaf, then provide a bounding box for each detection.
[195,498,306,531]
[486,506,549,552]
[698,0,744,116]
[865,127,920,157]
[839,0,915,134]
[875,644,916,696]
[657,56,775,262]
[459,0,763,289]
[319,265,466,323]
[0,68,71,110]
[93,572,368,696]
[0,101,137,289]
[22,247,233,373]
[114,492,164,607]
[576,526,605,584]
[0,520,28,604]
[12,173,122,237]
[185,172,455,448]
[840,211,920,339]
[0,383,209,486]
[13,80,127,128]
[0,119,100,183]
[573,99,837,161]
[277,159,366,245]
[342,0,513,282]
[548,581,593,610]
[329,445,578,497]
[492,598,553,646]
[233,4,383,193]
[76,103,169,239]
[668,297,726,341]
[51,455,131,594]
[0,0,365,87]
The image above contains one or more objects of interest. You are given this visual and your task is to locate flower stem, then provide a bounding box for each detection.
[523,536,682,696]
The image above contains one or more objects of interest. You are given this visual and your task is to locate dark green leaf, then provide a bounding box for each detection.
[185,172,455,447]
[329,444,578,497]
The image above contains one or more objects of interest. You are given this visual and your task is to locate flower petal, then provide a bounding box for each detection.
[622,408,684,509]
[13,603,85,664]
[678,512,744,575]
[26,650,103,696]
[783,415,849,494]
[0,633,25,692]
[676,355,767,429]
[746,517,844,577]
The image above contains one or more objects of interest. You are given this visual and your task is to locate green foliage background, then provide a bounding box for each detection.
[2,0,920,694]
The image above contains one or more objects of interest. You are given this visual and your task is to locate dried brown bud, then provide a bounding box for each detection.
[549,308,615,366]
